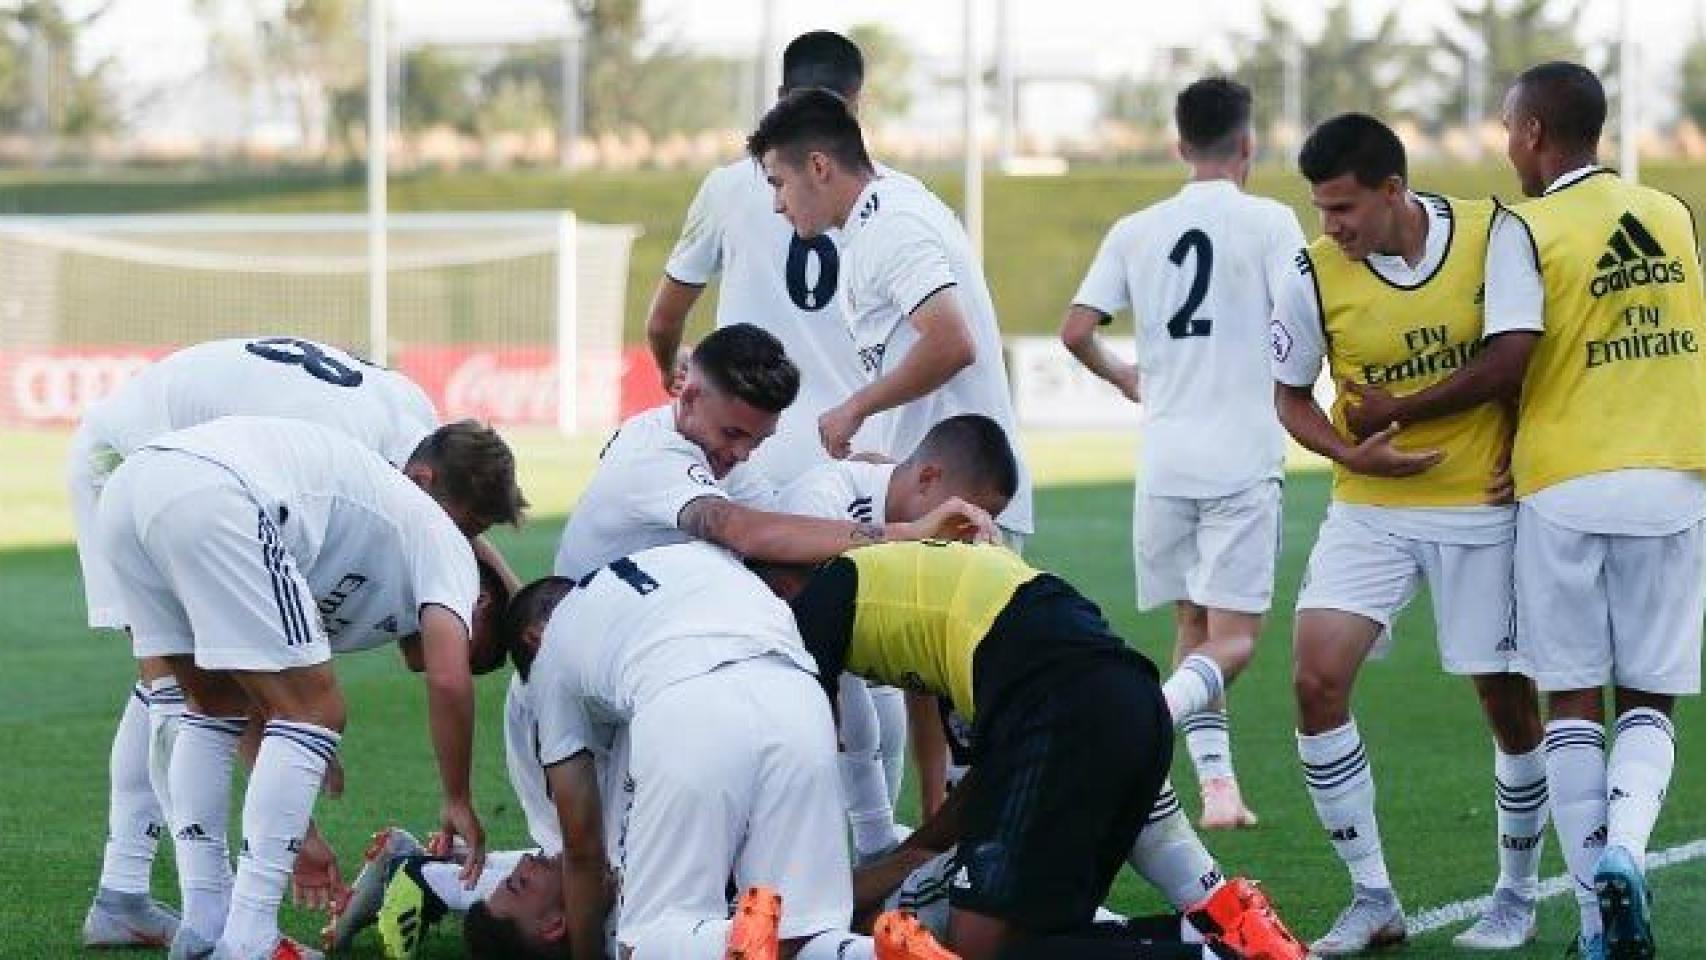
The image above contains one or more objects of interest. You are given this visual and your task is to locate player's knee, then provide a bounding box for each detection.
[1293,666,1351,731]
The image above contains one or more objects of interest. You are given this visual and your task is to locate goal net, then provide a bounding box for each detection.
[0,212,638,433]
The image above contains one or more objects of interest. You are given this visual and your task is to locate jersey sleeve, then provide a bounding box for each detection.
[788,557,860,700]
[410,511,480,632]
[1270,250,1329,387]
[1263,207,1309,305]
[777,465,850,520]
[1070,219,1133,318]
[663,167,730,286]
[724,460,780,512]
[531,652,605,767]
[616,436,731,530]
[1483,207,1546,337]
[865,212,959,317]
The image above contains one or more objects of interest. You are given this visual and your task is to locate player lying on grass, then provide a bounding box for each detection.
[96,416,524,960]
[762,541,1309,960]
[491,540,957,960]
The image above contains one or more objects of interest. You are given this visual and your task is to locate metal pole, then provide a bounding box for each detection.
[1619,0,1639,181]
[996,0,1016,170]
[962,0,984,260]
[561,29,583,169]
[367,0,389,364]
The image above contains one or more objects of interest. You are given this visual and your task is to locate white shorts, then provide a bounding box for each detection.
[1297,507,1522,676]
[1136,480,1281,614]
[67,423,128,630]
[619,656,851,950]
[97,448,330,671]
[1516,505,1704,694]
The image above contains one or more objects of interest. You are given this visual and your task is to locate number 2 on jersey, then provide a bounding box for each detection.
[1167,229,1214,339]
[785,234,839,311]
[243,336,365,387]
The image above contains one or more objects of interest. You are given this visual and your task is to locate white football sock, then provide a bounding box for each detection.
[796,930,876,960]
[421,851,525,910]
[1162,654,1224,726]
[1298,720,1391,891]
[170,712,245,943]
[221,720,340,956]
[99,684,162,895]
[1125,782,1224,909]
[627,914,729,960]
[1607,708,1675,867]
[1544,719,1607,937]
[1182,709,1236,783]
[836,674,897,856]
[146,676,185,812]
[1493,744,1549,900]
[869,684,908,808]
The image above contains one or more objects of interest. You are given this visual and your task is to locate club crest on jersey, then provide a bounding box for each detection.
[687,463,716,487]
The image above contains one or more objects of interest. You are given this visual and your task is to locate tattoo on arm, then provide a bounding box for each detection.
[850,522,885,544]
[677,496,733,543]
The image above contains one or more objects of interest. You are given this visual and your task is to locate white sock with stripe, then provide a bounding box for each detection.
[145,677,184,813]
[221,720,340,955]
[1607,708,1675,868]
[836,675,898,857]
[170,712,246,943]
[1544,719,1607,937]
[1182,710,1236,782]
[1125,781,1224,909]
[1494,744,1549,900]
[1298,720,1391,891]
[98,684,162,895]
[869,684,909,808]
[1162,654,1224,727]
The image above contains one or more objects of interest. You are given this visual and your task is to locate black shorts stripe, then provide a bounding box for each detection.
[257,510,312,647]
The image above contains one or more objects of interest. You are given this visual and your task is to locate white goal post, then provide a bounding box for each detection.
[0,211,638,434]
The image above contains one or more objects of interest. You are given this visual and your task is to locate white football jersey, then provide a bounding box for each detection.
[838,175,1034,533]
[778,460,895,524]
[82,337,438,467]
[142,416,477,652]
[531,540,815,767]
[1074,180,1301,498]
[668,160,890,485]
[553,404,779,580]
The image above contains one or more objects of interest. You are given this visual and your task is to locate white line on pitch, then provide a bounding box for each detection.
[1407,838,1706,936]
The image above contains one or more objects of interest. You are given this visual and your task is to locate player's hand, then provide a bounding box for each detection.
[902,496,1000,544]
[1114,363,1142,405]
[819,402,866,460]
[1344,422,1444,478]
[321,755,345,798]
[1342,381,1400,441]
[1486,448,1515,505]
[439,799,486,888]
[664,355,690,396]
[290,825,345,912]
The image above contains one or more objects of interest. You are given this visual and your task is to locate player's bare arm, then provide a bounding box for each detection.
[677,493,997,562]
[1274,382,1443,478]
[820,286,976,457]
[646,276,705,394]
[546,752,611,960]
[418,602,485,885]
[1342,331,1540,440]
[1059,304,1141,403]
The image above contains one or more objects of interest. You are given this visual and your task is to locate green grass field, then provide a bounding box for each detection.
[2,427,1704,958]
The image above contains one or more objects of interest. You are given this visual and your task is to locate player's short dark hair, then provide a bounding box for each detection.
[1175,76,1252,158]
[1514,61,1606,150]
[1298,113,1407,188]
[782,31,863,98]
[462,901,562,960]
[910,414,1020,501]
[408,420,528,530]
[690,323,800,414]
[500,576,575,682]
[747,87,875,176]
[469,556,513,676]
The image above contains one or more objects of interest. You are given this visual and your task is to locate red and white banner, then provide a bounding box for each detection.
[0,344,673,429]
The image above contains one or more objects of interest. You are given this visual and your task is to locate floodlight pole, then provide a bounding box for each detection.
[962,0,984,261]
[367,0,390,364]
[1619,0,1639,182]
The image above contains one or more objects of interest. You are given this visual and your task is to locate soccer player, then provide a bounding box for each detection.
[648,30,881,486]
[1269,114,1546,952]
[499,540,953,960]
[96,416,523,960]
[1061,76,1303,830]
[1340,63,1706,959]
[746,87,1035,546]
[774,540,1307,960]
[69,336,443,947]
[780,413,1019,863]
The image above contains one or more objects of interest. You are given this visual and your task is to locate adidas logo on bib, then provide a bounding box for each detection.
[1590,213,1686,297]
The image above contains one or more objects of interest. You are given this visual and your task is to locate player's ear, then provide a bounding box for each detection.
[403,461,435,492]
[917,462,944,490]
[538,910,567,944]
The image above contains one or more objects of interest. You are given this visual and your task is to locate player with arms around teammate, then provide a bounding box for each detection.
[1341,63,1706,959]
[68,336,444,948]
[1270,115,1545,952]
[648,30,880,485]
[1062,76,1303,830]
[747,87,1035,545]
[95,416,523,960]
